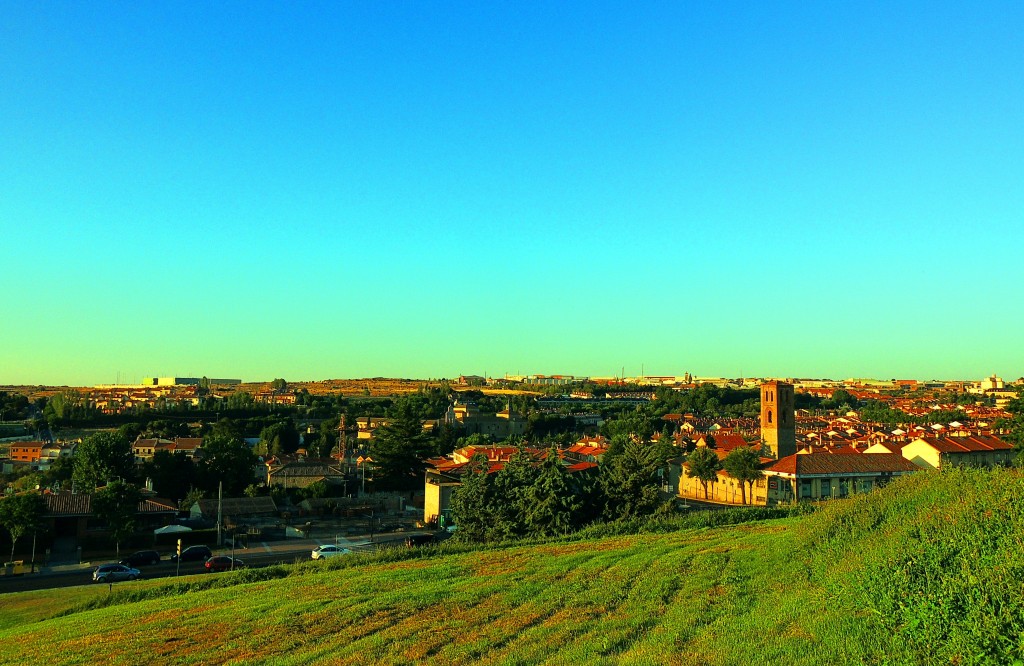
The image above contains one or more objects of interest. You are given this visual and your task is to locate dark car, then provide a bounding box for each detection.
[405,533,436,547]
[170,545,212,563]
[119,550,161,566]
[205,556,244,573]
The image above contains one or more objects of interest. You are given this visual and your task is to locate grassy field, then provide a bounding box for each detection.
[0,468,1021,665]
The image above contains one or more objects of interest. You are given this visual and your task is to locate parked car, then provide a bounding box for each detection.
[405,534,436,548]
[119,550,161,566]
[170,545,213,563]
[311,545,352,560]
[205,556,244,573]
[93,564,141,583]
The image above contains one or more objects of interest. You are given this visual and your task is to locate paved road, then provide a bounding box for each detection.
[0,531,430,595]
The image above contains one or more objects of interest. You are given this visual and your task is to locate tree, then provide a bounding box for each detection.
[142,419,189,439]
[0,493,47,563]
[259,420,300,457]
[198,433,258,496]
[92,480,140,558]
[686,446,722,500]
[306,417,341,458]
[301,480,329,500]
[142,450,197,502]
[601,411,655,442]
[722,446,763,505]
[42,455,74,490]
[368,409,434,491]
[180,487,205,512]
[601,439,665,519]
[210,418,245,442]
[73,431,134,491]
[488,446,540,540]
[270,378,288,392]
[525,448,582,536]
[826,389,858,412]
[227,391,255,410]
[448,454,492,543]
[999,387,1024,454]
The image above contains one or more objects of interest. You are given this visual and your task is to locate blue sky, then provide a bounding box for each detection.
[2,2,1022,386]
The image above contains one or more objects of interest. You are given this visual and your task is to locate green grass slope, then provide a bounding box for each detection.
[0,468,1021,666]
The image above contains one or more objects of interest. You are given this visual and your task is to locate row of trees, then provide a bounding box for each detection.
[449,436,673,543]
[685,445,763,504]
[0,479,142,562]
[0,492,47,563]
[63,428,257,502]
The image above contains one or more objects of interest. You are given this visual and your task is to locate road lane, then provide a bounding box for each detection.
[0,531,428,594]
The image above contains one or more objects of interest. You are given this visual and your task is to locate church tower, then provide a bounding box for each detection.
[761,380,796,459]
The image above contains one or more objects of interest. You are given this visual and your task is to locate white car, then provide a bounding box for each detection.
[311,545,352,560]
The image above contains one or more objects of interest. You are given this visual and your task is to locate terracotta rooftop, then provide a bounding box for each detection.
[768,452,920,476]
[914,435,1013,453]
[44,492,177,516]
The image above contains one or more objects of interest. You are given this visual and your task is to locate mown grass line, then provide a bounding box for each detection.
[0,523,839,666]
[5,473,1019,666]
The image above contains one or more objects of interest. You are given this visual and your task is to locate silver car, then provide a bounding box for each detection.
[311,545,352,560]
[93,563,141,583]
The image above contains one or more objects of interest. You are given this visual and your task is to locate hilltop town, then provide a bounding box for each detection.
[1,371,1020,569]
[1,371,1022,664]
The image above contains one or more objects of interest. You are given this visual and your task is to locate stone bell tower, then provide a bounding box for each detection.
[761,380,796,459]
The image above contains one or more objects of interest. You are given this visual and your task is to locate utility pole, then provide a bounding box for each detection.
[216,481,223,546]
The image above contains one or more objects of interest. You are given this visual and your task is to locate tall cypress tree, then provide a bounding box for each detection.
[449,454,492,543]
[601,439,665,519]
[490,446,540,541]
[525,447,581,537]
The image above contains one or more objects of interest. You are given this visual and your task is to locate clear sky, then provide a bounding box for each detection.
[2,2,1022,386]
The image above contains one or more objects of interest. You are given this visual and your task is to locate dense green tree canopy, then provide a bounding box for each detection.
[259,420,300,456]
[368,408,436,491]
[92,480,140,558]
[198,433,258,496]
[601,439,666,520]
[448,454,491,542]
[686,446,722,500]
[488,446,540,541]
[722,446,763,505]
[73,431,135,491]
[142,450,197,502]
[1000,387,1024,452]
[0,492,47,562]
[526,448,583,536]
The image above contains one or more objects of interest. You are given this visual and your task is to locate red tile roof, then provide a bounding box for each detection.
[767,452,920,476]
[43,492,178,516]
[914,435,1013,453]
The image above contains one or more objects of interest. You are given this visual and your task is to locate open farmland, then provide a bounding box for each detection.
[1,468,1022,665]
[238,378,541,398]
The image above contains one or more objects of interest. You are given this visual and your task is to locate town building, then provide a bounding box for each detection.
[132,436,203,464]
[355,417,393,441]
[142,377,241,386]
[762,452,920,503]
[900,435,1016,470]
[9,441,44,464]
[265,457,347,490]
[443,401,527,440]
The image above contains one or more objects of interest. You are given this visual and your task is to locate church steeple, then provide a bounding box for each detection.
[761,380,796,459]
